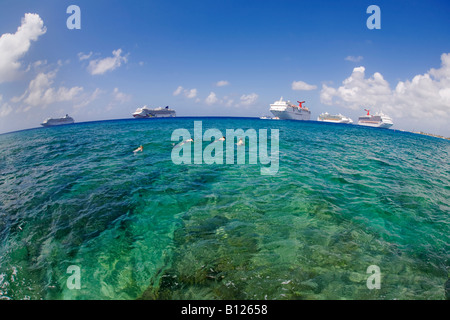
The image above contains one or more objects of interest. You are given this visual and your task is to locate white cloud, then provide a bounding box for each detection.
[174,87,255,108]
[32,60,47,69]
[113,87,131,103]
[320,66,391,110]
[345,55,363,63]
[173,86,183,96]
[14,70,83,108]
[215,80,230,87]
[0,103,12,117]
[0,95,13,118]
[221,96,234,107]
[240,93,258,106]
[74,88,103,109]
[78,51,93,61]
[103,88,132,111]
[292,80,317,91]
[0,13,47,83]
[173,86,197,98]
[185,88,197,99]
[87,49,128,75]
[320,53,450,124]
[205,92,218,105]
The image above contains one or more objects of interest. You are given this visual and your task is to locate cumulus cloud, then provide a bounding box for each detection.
[320,53,450,123]
[221,96,234,107]
[113,87,131,103]
[78,51,93,61]
[345,55,363,63]
[240,93,258,106]
[185,88,197,99]
[292,80,317,91]
[0,103,13,117]
[320,66,391,110]
[215,80,230,87]
[173,86,183,96]
[0,13,47,83]
[205,92,218,105]
[175,87,256,107]
[14,70,83,108]
[74,88,103,109]
[0,95,13,118]
[87,49,128,75]
[173,86,197,98]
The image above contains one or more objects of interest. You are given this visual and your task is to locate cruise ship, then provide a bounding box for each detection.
[317,112,353,124]
[132,106,176,118]
[269,97,311,121]
[357,109,393,128]
[41,114,74,127]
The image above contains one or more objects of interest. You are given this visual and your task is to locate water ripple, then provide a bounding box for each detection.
[0,119,449,300]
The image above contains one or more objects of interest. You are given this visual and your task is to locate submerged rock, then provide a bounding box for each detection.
[445,279,450,300]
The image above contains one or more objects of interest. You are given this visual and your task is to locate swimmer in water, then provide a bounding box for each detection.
[133,145,143,153]
[212,136,226,143]
[236,138,244,146]
[174,138,194,148]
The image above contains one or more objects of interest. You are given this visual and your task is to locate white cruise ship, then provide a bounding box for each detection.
[41,114,74,127]
[269,97,311,121]
[132,106,176,118]
[357,109,393,128]
[317,112,353,124]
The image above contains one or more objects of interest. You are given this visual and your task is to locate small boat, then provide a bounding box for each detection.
[41,114,74,127]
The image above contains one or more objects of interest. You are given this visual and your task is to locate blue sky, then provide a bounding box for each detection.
[1,0,450,135]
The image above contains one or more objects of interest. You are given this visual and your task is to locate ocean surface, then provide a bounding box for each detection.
[0,117,449,300]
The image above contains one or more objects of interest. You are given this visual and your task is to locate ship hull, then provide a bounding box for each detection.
[318,119,352,123]
[41,123,73,127]
[357,121,393,129]
[317,116,353,124]
[133,112,176,118]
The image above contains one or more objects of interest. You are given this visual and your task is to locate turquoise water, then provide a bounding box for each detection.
[0,118,449,300]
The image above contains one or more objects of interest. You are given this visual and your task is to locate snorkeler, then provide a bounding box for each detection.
[133,145,143,153]
[173,138,194,148]
[236,138,244,146]
[211,136,226,143]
